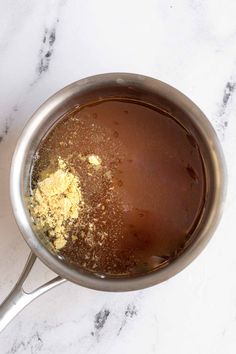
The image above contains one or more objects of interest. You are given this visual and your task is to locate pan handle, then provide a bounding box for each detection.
[0,252,66,333]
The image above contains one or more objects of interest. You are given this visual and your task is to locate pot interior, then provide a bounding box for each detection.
[11,74,226,291]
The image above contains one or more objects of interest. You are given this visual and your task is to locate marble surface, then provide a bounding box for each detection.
[0,1,236,353]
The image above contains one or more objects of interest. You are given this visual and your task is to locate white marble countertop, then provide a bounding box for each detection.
[1,1,236,353]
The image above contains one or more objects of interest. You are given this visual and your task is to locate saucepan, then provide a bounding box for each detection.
[0,73,226,332]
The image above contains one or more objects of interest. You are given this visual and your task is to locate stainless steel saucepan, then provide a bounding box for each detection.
[0,73,227,332]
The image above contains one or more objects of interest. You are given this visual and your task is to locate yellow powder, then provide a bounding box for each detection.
[30,158,82,250]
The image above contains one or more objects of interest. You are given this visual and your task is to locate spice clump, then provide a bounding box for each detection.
[87,154,102,166]
[29,158,83,250]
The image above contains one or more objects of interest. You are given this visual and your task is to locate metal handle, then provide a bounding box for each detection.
[0,252,66,333]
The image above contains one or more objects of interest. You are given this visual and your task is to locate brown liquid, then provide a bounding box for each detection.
[31,98,205,276]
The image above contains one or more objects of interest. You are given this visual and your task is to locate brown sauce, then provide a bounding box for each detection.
[30,98,206,276]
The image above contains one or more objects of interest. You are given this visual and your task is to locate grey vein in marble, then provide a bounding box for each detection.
[222,81,236,109]
[32,19,59,85]
[6,331,43,354]
[91,308,110,340]
[216,78,236,139]
[117,304,138,335]
[0,105,18,141]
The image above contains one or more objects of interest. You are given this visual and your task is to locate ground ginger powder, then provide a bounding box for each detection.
[30,158,82,250]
